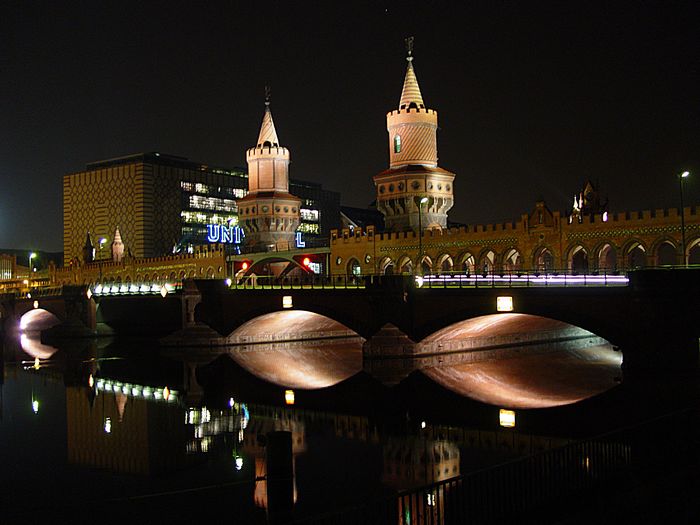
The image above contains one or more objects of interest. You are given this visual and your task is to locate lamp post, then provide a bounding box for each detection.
[28,252,36,273]
[98,238,107,281]
[417,197,428,275]
[679,171,690,267]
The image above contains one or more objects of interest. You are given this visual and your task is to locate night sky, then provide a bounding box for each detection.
[2,1,699,252]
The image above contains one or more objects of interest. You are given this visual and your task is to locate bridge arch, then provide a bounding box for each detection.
[622,239,647,269]
[417,314,621,408]
[346,258,361,276]
[688,237,700,264]
[436,253,453,273]
[396,255,413,274]
[418,255,433,274]
[652,237,679,266]
[502,248,523,273]
[566,244,589,273]
[457,252,476,274]
[593,242,617,271]
[533,246,555,272]
[477,249,496,274]
[379,256,394,275]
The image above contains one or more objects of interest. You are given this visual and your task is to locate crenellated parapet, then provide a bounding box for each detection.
[330,203,700,276]
[50,244,227,286]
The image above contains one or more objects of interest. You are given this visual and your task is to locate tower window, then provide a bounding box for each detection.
[394,135,401,153]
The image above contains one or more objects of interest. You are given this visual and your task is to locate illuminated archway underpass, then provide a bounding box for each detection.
[220,310,621,406]
[225,310,364,389]
[19,308,61,332]
[418,314,622,408]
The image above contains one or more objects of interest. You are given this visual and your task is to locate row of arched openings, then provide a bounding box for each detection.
[346,237,700,276]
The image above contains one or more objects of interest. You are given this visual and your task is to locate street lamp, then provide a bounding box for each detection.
[679,171,690,267]
[417,196,428,275]
[28,252,36,273]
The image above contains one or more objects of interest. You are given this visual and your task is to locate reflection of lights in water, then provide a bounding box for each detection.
[285,389,295,405]
[32,400,39,414]
[235,456,243,470]
[88,374,94,388]
[421,421,426,429]
[104,417,112,433]
[33,357,40,370]
[95,378,178,403]
[229,397,235,408]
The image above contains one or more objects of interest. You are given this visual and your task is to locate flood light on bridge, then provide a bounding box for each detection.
[160,286,168,298]
[285,389,295,405]
[282,296,293,309]
[225,278,232,286]
[33,357,40,370]
[86,288,93,299]
[32,300,38,309]
[415,276,424,288]
[497,296,514,312]
[104,417,112,434]
[499,409,516,428]
[88,374,94,388]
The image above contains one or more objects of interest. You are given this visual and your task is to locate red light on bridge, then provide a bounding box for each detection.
[302,257,311,267]
[241,262,249,271]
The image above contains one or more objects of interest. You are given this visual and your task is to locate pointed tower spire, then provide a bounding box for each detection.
[257,85,279,147]
[399,36,425,109]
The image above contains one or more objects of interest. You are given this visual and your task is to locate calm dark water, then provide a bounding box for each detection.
[0,331,623,523]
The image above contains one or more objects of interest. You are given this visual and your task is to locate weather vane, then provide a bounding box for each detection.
[405,36,414,61]
[264,85,271,106]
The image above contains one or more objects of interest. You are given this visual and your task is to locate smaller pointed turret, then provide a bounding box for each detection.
[238,89,301,252]
[111,227,124,262]
[399,40,425,109]
[82,232,94,263]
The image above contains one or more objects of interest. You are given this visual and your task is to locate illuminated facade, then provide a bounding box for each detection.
[330,204,700,276]
[330,46,700,276]
[239,97,302,252]
[374,40,455,233]
[63,153,339,265]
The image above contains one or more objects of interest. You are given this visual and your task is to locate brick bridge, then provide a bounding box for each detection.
[1,270,698,372]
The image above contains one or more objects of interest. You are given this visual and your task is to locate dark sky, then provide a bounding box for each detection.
[2,1,699,252]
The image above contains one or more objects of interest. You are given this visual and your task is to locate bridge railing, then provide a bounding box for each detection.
[231,274,367,290]
[416,269,629,289]
[291,405,700,524]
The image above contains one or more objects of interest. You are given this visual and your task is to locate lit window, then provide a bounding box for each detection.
[394,135,401,153]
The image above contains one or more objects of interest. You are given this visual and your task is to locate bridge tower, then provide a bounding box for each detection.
[374,38,455,233]
[238,90,301,252]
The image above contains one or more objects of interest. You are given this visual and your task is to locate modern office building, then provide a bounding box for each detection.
[63,152,340,265]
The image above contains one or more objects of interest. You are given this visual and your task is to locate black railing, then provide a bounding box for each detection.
[291,406,700,524]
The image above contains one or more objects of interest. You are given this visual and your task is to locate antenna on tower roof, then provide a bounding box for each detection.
[405,36,414,62]
[264,85,271,106]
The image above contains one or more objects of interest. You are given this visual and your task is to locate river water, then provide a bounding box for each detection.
[0,327,622,523]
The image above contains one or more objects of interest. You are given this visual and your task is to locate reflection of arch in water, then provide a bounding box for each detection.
[227,337,363,389]
[20,332,59,359]
[419,313,621,408]
[19,308,61,332]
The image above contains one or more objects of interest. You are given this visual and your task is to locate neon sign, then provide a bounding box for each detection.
[295,232,305,248]
[207,224,245,244]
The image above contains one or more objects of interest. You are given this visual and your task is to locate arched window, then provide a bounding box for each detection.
[394,135,401,153]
